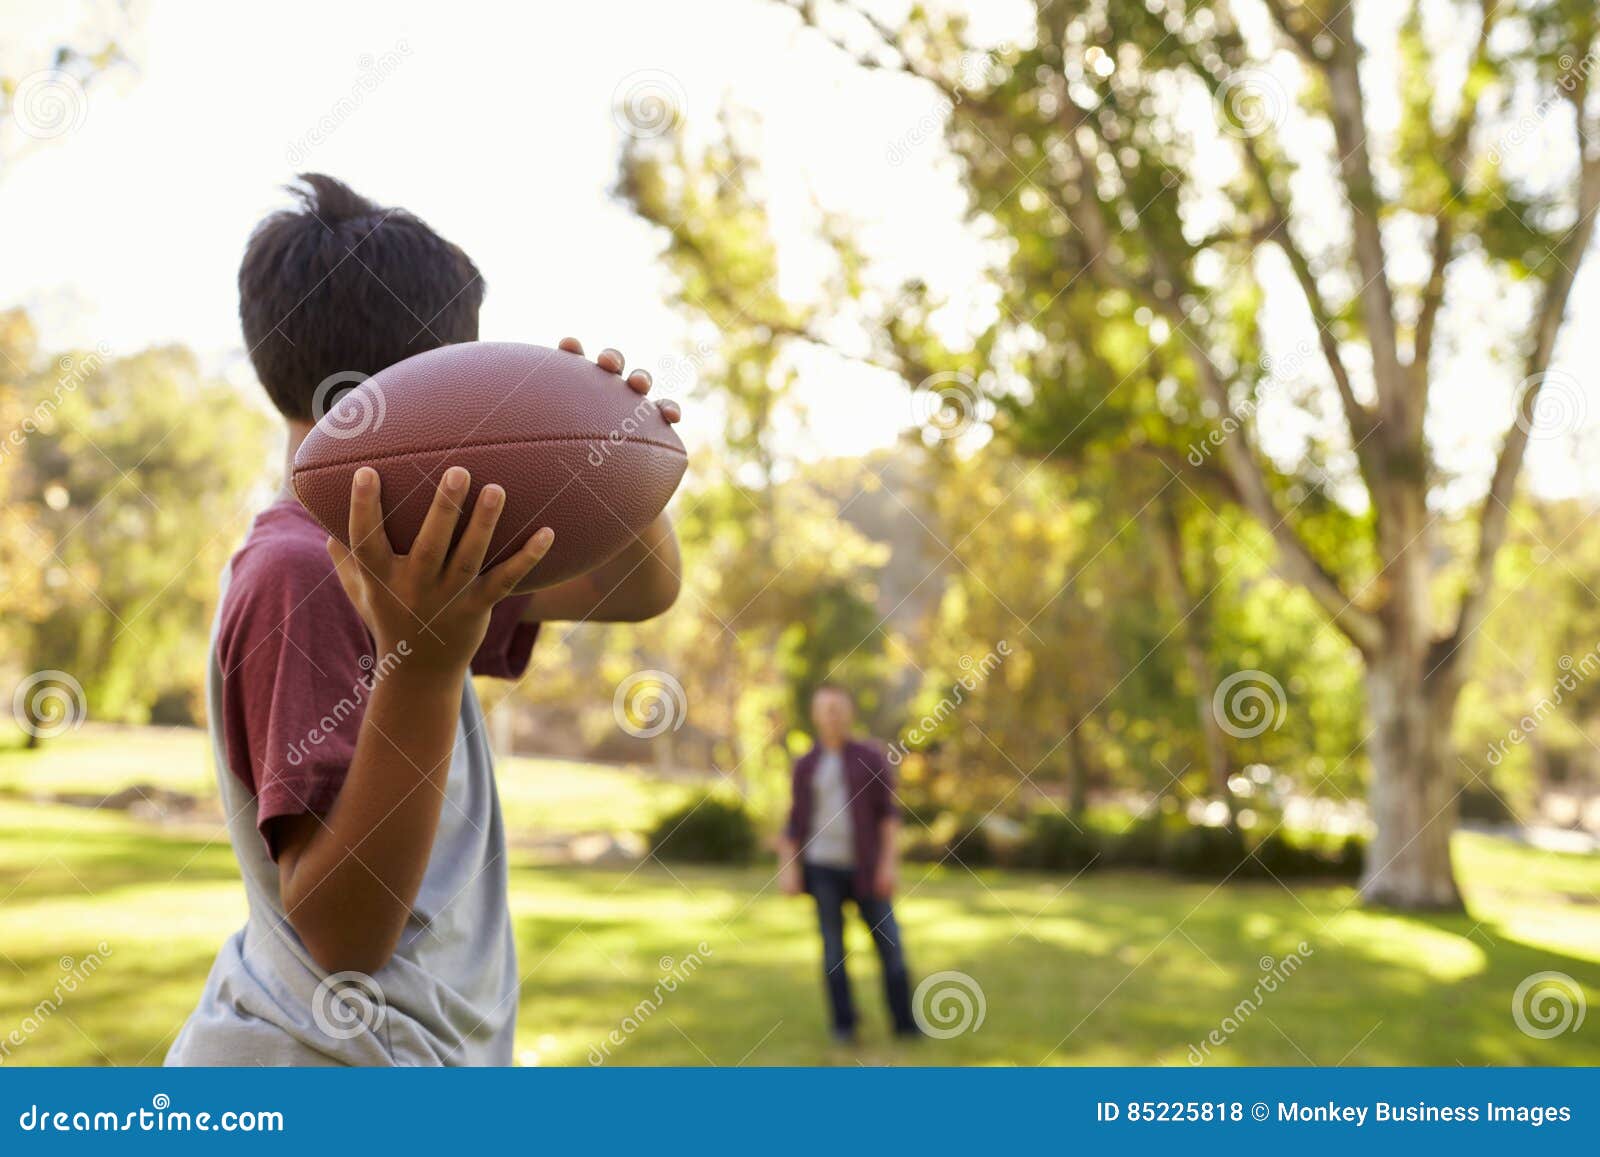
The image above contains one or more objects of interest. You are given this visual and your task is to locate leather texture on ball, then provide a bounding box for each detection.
[292,342,687,589]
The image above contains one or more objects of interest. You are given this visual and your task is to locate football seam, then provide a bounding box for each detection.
[294,433,688,474]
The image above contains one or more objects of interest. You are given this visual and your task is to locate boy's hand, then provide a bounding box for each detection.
[327,465,554,672]
[558,336,682,426]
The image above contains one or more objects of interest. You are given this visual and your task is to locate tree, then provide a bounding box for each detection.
[8,342,273,737]
[612,129,893,795]
[781,0,1600,909]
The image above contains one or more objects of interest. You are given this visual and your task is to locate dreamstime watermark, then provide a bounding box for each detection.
[310,371,386,439]
[1513,369,1587,442]
[613,669,687,738]
[12,670,87,740]
[1488,48,1600,164]
[1487,644,1600,766]
[655,339,717,394]
[0,943,112,1064]
[1,343,113,463]
[1187,942,1313,1065]
[311,971,385,1041]
[613,69,686,139]
[285,41,412,165]
[1212,669,1286,739]
[17,1095,284,1134]
[587,389,676,467]
[884,48,1003,166]
[912,970,986,1038]
[1186,339,1315,465]
[588,943,714,1064]
[910,370,991,444]
[886,641,1011,766]
[9,69,89,140]
[1214,69,1288,139]
[284,642,411,768]
[1511,970,1586,1039]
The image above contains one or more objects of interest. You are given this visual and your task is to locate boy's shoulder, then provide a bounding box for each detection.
[218,499,364,650]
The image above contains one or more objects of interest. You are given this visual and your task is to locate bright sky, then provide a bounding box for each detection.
[2,0,1597,500]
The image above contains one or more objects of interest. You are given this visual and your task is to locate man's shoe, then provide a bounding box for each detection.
[831,1028,858,1045]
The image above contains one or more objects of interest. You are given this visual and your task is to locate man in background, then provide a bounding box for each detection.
[779,685,918,1042]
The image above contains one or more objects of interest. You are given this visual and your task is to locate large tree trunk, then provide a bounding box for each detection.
[1359,649,1463,910]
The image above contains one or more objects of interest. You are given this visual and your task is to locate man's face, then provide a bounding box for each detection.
[811,688,854,745]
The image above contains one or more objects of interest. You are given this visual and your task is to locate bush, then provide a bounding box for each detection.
[646,794,758,864]
[1250,831,1322,879]
[1165,823,1248,879]
[1098,812,1170,869]
[944,819,997,868]
[1333,834,1366,880]
[1020,812,1101,872]
[1459,784,1516,824]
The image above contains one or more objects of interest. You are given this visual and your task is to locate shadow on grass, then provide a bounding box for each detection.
[507,865,1600,1067]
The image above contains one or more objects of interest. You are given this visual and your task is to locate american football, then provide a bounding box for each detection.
[292,341,688,589]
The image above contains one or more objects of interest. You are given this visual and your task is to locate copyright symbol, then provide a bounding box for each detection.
[1251,1103,1270,1121]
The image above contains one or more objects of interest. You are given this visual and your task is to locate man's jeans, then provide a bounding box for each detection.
[804,863,917,1035]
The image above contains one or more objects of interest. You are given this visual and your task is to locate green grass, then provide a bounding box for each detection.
[0,725,683,837]
[1,729,1598,1066]
[0,726,214,800]
[494,754,686,836]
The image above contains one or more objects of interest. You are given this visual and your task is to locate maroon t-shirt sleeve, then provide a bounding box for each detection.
[216,537,372,849]
[472,595,540,678]
[215,505,539,857]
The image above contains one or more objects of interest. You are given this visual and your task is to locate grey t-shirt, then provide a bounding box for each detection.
[166,521,525,1067]
[804,748,856,868]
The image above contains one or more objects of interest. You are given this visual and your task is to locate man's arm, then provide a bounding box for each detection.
[873,752,902,898]
[779,762,805,896]
[874,814,901,899]
[274,465,554,975]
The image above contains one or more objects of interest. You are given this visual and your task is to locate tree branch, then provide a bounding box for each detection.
[1260,0,1321,62]
[1411,1,1494,393]
[1448,150,1600,667]
[1237,135,1373,447]
[1288,2,1409,436]
[777,0,971,108]
[1062,135,1382,653]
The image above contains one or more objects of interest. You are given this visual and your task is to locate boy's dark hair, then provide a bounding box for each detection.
[238,173,485,421]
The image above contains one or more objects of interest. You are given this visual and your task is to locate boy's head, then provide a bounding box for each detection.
[239,173,484,422]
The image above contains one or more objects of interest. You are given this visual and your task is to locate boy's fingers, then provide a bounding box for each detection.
[478,527,555,604]
[412,467,469,572]
[626,369,652,395]
[597,348,624,375]
[348,468,391,571]
[326,537,365,606]
[450,483,505,581]
[558,336,584,355]
[657,398,681,424]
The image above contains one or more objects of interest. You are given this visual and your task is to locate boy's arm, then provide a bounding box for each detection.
[274,465,553,975]
[518,337,682,624]
[519,512,680,623]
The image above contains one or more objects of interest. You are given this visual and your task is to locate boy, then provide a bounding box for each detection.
[167,174,682,1065]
